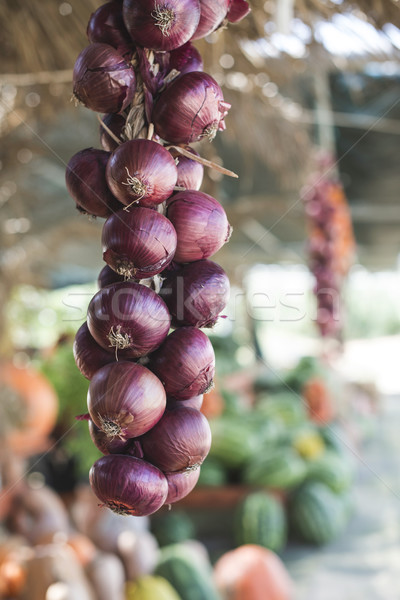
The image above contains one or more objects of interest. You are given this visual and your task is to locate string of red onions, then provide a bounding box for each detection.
[160,259,230,328]
[102,206,177,279]
[66,148,122,218]
[106,139,178,208]
[87,361,166,439]
[149,327,215,400]
[68,0,250,516]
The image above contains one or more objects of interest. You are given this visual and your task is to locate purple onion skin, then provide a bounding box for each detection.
[73,322,116,380]
[102,206,177,280]
[73,43,136,113]
[106,139,178,208]
[226,0,251,23]
[66,148,122,218]
[168,42,203,75]
[141,407,212,473]
[87,2,133,52]
[153,72,230,145]
[191,0,230,40]
[167,394,204,411]
[89,454,168,516]
[87,281,171,358]
[88,419,144,457]
[98,265,126,289]
[100,113,126,152]
[87,361,166,439]
[167,191,232,263]
[165,468,201,504]
[169,147,204,191]
[149,327,215,400]
[122,0,201,52]
[160,259,230,328]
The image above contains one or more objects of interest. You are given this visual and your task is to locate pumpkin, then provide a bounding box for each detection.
[214,545,294,600]
[302,377,335,424]
[200,384,224,419]
[0,363,58,456]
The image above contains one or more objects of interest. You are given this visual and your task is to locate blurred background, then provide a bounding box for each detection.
[0,1,400,599]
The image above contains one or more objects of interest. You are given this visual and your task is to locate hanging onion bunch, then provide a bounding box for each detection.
[68,0,250,517]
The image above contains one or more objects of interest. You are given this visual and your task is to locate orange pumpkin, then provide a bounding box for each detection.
[302,377,335,424]
[0,363,58,456]
[201,384,224,419]
[214,545,294,600]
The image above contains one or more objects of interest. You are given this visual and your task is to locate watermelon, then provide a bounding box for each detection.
[209,418,259,468]
[151,511,195,547]
[306,452,353,493]
[242,448,307,489]
[288,481,348,545]
[197,458,228,487]
[235,491,287,552]
[255,393,308,427]
[154,544,220,600]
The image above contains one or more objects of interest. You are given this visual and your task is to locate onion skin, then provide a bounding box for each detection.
[191,0,230,40]
[98,265,126,289]
[89,454,168,516]
[88,419,144,456]
[141,407,212,473]
[66,148,122,218]
[73,43,136,113]
[165,468,201,504]
[226,0,251,22]
[102,206,177,280]
[169,147,204,191]
[73,322,116,380]
[149,327,215,400]
[100,113,126,152]
[106,139,178,208]
[87,361,166,439]
[122,0,201,52]
[152,72,230,144]
[167,394,204,411]
[168,42,203,75]
[160,259,230,328]
[87,1,133,51]
[87,282,170,358]
[167,191,232,263]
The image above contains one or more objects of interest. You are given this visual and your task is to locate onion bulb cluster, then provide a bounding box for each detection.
[67,0,250,517]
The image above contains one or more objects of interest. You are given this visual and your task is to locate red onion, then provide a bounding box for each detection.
[87,281,170,358]
[165,467,201,504]
[160,259,230,328]
[153,72,230,144]
[226,0,251,23]
[100,113,126,152]
[73,322,116,380]
[141,407,211,473]
[102,206,177,279]
[66,148,122,218]
[122,0,201,52]
[169,147,204,191]
[168,42,203,75]
[73,43,136,113]
[149,327,215,400]
[87,361,166,439]
[88,419,141,455]
[89,454,168,516]
[167,394,204,411]
[191,0,230,40]
[106,139,178,208]
[98,265,126,289]
[166,191,232,262]
[87,1,133,52]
